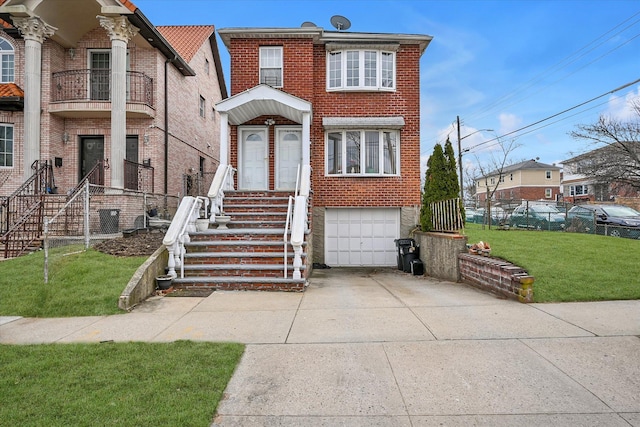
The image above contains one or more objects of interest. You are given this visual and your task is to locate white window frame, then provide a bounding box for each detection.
[0,124,14,168]
[326,49,396,91]
[199,95,206,118]
[0,38,14,83]
[259,46,283,88]
[325,129,400,176]
[545,188,552,198]
[546,170,552,179]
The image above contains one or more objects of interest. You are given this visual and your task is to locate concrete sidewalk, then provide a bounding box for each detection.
[2,268,640,426]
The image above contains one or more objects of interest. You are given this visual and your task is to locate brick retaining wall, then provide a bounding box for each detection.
[458,253,535,303]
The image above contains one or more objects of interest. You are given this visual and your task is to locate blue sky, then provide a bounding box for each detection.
[134,0,640,171]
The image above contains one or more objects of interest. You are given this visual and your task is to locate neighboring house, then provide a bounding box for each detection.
[215,24,432,267]
[562,144,640,203]
[0,0,226,199]
[474,159,561,205]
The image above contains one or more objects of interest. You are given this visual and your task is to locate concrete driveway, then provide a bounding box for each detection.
[2,267,640,426]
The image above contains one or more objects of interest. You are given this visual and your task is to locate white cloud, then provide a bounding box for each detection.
[498,113,523,134]
[605,85,640,121]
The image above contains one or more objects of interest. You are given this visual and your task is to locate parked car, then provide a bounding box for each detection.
[566,204,640,238]
[464,208,478,223]
[510,204,565,231]
[471,207,508,226]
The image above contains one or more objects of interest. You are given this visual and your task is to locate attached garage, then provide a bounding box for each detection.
[325,208,400,267]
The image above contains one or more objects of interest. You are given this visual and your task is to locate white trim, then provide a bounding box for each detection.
[322,116,405,129]
[326,49,396,92]
[238,126,269,190]
[259,46,283,88]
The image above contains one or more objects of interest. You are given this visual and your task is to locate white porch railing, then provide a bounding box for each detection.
[283,165,302,278]
[290,164,311,280]
[207,164,236,224]
[162,195,209,278]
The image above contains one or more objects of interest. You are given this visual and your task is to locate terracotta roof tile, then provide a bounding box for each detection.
[121,0,138,13]
[0,83,24,98]
[157,25,215,63]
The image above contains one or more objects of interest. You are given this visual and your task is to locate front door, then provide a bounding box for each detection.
[125,136,139,190]
[80,136,105,185]
[276,128,302,190]
[239,128,268,190]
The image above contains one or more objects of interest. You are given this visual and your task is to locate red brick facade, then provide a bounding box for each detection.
[225,34,424,209]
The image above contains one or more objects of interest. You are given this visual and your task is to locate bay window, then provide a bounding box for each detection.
[327,49,396,91]
[327,129,399,176]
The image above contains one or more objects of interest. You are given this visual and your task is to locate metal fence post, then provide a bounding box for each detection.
[84,180,90,249]
[43,217,49,284]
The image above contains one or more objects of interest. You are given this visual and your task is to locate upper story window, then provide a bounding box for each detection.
[0,124,13,167]
[204,58,210,75]
[0,38,14,83]
[259,46,283,87]
[326,129,399,176]
[546,170,552,179]
[199,95,206,118]
[327,49,395,91]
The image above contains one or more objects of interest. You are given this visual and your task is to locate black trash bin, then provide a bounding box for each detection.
[402,246,418,272]
[98,208,120,234]
[394,238,415,271]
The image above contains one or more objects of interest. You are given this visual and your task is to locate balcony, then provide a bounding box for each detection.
[49,69,155,119]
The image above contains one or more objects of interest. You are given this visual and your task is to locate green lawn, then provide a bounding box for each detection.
[464,223,640,302]
[0,248,146,317]
[0,341,244,427]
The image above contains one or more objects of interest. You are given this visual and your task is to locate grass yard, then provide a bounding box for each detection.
[464,223,640,302]
[0,248,146,317]
[0,341,244,427]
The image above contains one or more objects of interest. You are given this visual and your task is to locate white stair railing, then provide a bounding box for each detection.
[283,165,301,278]
[162,196,207,278]
[290,164,311,280]
[207,164,236,224]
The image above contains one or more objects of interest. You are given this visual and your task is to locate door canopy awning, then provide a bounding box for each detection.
[215,84,312,125]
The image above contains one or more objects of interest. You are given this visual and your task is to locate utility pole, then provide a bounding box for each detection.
[457,115,463,203]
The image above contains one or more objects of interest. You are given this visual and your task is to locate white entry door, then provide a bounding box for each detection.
[276,128,302,190]
[325,208,400,266]
[239,128,268,190]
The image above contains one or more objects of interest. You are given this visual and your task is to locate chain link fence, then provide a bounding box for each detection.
[43,181,178,283]
[467,198,640,239]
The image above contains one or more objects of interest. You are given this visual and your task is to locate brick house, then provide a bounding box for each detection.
[215,25,432,267]
[0,0,226,201]
[562,145,640,203]
[474,159,561,205]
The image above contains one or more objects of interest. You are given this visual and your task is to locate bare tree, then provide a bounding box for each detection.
[472,137,520,228]
[570,100,640,192]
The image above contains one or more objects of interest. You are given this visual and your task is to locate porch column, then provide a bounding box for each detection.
[219,112,229,166]
[98,15,139,188]
[12,17,55,181]
[302,111,311,166]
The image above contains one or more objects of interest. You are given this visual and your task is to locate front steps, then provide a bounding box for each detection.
[172,191,309,291]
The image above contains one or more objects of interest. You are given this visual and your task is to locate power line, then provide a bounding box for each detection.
[464,11,640,123]
[464,77,640,153]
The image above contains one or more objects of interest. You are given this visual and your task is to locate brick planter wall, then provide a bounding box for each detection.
[458,253,535,303]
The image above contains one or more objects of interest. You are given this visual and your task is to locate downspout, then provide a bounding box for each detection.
[164,56,176,196]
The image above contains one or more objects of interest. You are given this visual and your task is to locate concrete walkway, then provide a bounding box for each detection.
[2,267,640,426]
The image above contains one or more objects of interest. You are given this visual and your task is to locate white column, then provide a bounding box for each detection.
[98,16,139,188]
[302,112,311,166]
[219,112,229,166]
[12,17,56,181]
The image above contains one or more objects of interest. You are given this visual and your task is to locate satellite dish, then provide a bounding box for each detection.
[330,15,351,31]
[301,21,317,28]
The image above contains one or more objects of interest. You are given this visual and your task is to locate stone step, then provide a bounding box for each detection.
[185,240,305,253]
[184,252,303,265]
[223,204,290,213]
[182,263,305,277]
[171,276,307,291]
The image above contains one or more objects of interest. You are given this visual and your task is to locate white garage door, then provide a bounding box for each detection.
[325,208,400,267]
